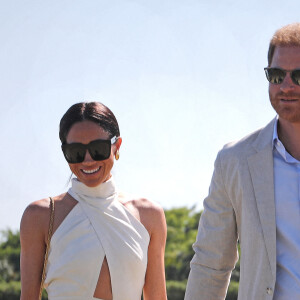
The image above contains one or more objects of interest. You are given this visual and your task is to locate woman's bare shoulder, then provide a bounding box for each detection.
[21,198,51,225]
[20,198,50,244]
[20,193,68,237]
[119,193,166,236]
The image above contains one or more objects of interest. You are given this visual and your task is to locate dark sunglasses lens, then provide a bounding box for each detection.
[266,68,285,84]
[62,145,86,163]
[89,140,111,161]
[291,70,300,85]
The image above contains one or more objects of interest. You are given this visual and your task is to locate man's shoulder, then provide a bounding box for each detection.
[223,128,262,153]
[218,118,275,160]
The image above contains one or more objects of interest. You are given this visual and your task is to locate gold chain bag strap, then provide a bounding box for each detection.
[39,197,55,300]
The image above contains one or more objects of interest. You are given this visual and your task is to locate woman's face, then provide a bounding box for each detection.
[66,120,121,187]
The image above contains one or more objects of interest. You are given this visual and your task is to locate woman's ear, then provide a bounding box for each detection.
[116,137,122,150]
[114,137,122,161]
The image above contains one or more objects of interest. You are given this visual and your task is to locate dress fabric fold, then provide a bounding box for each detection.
[44,177,150,300]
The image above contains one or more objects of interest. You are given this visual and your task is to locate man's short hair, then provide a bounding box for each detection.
[268,23,300,66]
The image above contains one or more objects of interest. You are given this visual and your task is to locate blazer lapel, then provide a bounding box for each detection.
[247,118,276,278]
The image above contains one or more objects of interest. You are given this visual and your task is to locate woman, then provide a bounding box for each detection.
[20,102,167,300]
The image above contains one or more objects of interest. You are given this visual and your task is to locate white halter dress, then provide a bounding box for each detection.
[44,177,150,300]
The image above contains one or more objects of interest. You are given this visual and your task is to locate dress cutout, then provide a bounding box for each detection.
[44,177,150,300]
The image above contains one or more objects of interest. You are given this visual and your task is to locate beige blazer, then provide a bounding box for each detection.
[185,118,277,300]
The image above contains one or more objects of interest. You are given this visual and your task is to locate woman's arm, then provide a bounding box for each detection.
[20,199,49,300]
[142,202,168,300]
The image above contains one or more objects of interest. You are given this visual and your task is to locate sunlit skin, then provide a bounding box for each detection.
[269,46,300,124]
[66,120,122,187]
[269,46,300,160]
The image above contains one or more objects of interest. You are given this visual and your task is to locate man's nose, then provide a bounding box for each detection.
[280,72,295,92]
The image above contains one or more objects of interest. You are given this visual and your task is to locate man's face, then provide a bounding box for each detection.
[269,46,300,124]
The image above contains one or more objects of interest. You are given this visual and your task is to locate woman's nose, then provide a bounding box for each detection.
[82,150,94,163]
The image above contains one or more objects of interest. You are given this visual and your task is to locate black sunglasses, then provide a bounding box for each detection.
[62,136,118,164]
[264,67,300,86]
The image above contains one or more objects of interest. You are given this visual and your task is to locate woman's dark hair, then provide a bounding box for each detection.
[59,102,120,144]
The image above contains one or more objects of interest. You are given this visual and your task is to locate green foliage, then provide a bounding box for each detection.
[0,230,22,299]
[165,206,201,281]
[0,230,20,282]
[166,280,186,300]
[165,206,240,300]
[226,281,239,300]
[0,281,21,300]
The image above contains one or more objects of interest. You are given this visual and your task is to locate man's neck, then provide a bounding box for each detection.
[278,118,300,160]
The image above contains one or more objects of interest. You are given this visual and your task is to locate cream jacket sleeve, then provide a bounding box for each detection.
[184,151,239,300]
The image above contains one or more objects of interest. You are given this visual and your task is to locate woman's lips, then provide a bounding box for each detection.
[81,167,101,174]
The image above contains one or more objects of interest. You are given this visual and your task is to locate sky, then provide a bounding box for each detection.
[0,0,299,230]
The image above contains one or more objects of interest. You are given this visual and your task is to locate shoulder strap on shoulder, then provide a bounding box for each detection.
[39,197,55,300]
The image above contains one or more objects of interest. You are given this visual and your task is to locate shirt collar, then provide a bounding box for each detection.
[272,116,300,163]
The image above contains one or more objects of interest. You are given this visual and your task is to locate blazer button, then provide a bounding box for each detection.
[266,287,273,295]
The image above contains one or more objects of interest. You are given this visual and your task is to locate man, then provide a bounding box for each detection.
[185,23,300,300]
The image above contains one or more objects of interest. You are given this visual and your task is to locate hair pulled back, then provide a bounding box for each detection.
[59,102,120,144]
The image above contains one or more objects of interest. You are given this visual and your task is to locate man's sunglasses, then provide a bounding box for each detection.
[62,136,118,164]
[264,67,300,86]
